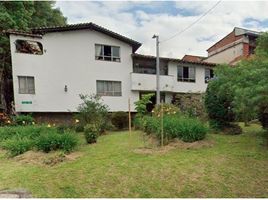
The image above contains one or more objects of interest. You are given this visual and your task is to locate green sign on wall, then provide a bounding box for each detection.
[21,101,32,104]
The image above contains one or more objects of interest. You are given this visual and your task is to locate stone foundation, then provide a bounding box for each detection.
[23,112,75,125]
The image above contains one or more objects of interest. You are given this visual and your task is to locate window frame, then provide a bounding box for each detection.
[96,80,122,96]
[15,39,43,55]
[177,66,196,82]
[18,76,35,94]
[205,68,214,83]
[95,44,121,62]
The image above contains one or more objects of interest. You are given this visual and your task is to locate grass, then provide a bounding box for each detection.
[0,123,268,197]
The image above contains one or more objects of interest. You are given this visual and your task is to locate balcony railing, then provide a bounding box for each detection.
[130,73,175,92]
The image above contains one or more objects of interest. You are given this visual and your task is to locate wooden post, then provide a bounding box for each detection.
[128,97,132,134]
[161,101,164,147]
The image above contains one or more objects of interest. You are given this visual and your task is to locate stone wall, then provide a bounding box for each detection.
[172,93,207,118]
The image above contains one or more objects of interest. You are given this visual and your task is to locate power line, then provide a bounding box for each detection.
[161,0,222,44]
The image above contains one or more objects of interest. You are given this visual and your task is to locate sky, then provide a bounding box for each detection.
[55,0,268,58]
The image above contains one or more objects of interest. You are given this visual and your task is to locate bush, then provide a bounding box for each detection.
[222,124,242,135]
[58,133,78,153]
[142,115,208,143]
[36,130,78,153]
[12,114,34,126]
[111,111,128,130]
[76,94,109,133]
[152,103,180,117]
[36,132,61,153]
[0,126,78,156]
[74,124,84,132]
[84,124,98,144]
[2,137,34,157]
[0,126,45,142]
[56,124,70,133]
[204,75,235,130]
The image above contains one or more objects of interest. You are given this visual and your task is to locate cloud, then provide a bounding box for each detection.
[55,1,268,58]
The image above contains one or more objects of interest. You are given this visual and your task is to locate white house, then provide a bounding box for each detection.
[6,22,215,122]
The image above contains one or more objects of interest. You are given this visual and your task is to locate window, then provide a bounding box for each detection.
[133,58,168,75]
[15,40,43,55]
[18,76,35,94]
[95,44,120,62]
[96,80,122,96]
[177,66,195,82]
[205,68,214,83]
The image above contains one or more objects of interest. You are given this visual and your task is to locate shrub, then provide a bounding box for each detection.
[204,74,235,130]
[152,103,180,117]
[74,124,84,132]
[142,115,208,143]
[36,129,78,153]
[134,93,154,116]
[111,111,128,130]
[222,124,242,135]
[56,124,70,133]
[36,132,61,153]
[84,124,98,144]
[58,133,78,153]
[2,137,34,157]
[76,94,110,133]
[0,126,45,142]
[12,114,34,126]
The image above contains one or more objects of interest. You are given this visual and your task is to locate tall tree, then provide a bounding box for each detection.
[0,1,67,112]
[205,32,268,130]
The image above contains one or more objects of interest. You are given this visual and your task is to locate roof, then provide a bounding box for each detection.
[182,54,206,62]
[31,22,142,52]
[132,53,216,67]
[3,30,42,38]
[234,27,261,37]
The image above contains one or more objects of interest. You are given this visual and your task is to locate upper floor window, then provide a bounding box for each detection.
[18,76,35,94]
[15,40,43,55]
[95,44,120,62]
[205,68,214,83]
[177,66,195,82]
[133,58,168,75]
[96,80,122,96]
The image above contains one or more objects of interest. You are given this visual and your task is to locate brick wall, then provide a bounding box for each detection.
[243,43,250,56]
[207,31,243,53]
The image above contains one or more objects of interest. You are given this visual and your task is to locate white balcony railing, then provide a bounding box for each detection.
[130,73,175,92]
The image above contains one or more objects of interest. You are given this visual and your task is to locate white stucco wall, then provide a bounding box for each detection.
[168,62,209,93]
[10,30,140,112]
[205,42,244,64]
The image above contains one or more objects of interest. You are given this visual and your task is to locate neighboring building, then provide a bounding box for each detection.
[204,27,261,65]
[182,54,206,62]
[6,22,215,122]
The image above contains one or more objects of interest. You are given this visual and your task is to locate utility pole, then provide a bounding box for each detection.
[152,34,160,105]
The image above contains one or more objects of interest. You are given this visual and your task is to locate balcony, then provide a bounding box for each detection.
[130,73,175,92]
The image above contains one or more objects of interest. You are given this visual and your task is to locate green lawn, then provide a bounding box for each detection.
[0,124,268,197]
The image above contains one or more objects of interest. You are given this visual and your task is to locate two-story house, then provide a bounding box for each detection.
[204,27,261,65]
[6,22,215,123]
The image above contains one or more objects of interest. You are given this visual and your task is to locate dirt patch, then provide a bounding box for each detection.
[133,138,214,155]
[14,151,83,167]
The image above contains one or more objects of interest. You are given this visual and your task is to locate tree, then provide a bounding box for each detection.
[204,65,236,129]
[0,1,66,112]
[205,32,268,130]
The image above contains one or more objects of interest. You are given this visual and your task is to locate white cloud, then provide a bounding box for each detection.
[55,1,268,58]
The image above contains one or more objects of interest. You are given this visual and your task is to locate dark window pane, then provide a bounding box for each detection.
[177,66,183,81]
[104,46,112,57]
[183,67,189,79]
